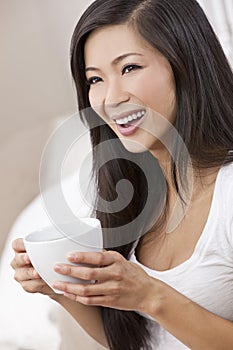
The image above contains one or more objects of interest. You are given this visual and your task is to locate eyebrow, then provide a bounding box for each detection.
[85,53,143,72]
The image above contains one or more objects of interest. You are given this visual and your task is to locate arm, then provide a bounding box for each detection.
[52,250,233,350]
[145,280,233,350]
[11,238,109,349]
[50,294,108,349]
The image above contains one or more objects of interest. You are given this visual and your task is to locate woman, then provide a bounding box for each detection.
[11,0,233,349]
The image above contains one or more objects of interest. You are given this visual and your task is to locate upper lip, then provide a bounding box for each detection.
[112,108,146,121]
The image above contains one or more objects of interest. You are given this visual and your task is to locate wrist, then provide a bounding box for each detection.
[139,277,167,319]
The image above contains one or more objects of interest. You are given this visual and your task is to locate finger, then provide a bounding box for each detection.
[12,238,25,253]
[14,267,40,282]
[21,278,51,294]
[64,293,115,307]
[67,250,122,266]
[11,253,31,269]
[54,263,121,282]
[52,280,117,297]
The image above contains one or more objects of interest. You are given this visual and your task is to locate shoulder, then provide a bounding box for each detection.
[219,162,233,199]
[219,162,233,245]
[220,161,233,179]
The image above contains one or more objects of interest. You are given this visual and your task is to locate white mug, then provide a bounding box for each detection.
[24,218,103,293]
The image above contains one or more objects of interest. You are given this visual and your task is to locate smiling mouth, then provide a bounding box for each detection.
[114,109,146,128]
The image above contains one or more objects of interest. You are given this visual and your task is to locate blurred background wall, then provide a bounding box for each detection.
[0,0,93,253]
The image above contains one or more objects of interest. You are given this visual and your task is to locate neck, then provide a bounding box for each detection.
[150,148,220,233]
[151,146,220,192]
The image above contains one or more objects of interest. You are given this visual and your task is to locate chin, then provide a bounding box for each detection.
[120,138,149,154]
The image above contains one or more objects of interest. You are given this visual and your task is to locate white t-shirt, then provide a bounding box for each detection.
[130,162,233,350]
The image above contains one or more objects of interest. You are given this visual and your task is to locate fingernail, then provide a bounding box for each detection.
[24,254,30,264]
[53,281,63,289]
[54,264,67,273]
[64,292,76,301]
[67,253,77,261]
[33,269,40,278]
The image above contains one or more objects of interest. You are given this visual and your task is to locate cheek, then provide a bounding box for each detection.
[125,71,162,105]
[88,89,109,125]
[89,89,104,116]
[88,89,101,109]
[136,72,176,119]
[88,82,108,107]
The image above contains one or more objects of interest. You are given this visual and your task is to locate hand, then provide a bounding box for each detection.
[11,238,57,297]
[52,250,159,313]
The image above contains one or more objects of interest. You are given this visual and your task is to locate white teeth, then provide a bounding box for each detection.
[116,119,125,125]
[115,110,146,125]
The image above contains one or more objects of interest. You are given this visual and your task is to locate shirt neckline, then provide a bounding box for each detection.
[131,164,225,275]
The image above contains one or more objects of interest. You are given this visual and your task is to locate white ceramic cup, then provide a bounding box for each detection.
[24,218,103,293]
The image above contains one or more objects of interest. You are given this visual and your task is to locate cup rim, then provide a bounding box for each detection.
[24,219,103,249]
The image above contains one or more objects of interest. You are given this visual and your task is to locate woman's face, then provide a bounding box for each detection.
[84,24,176,155]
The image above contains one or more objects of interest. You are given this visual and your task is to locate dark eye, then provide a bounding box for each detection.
[122,64,142,75]
[86,76,102,85]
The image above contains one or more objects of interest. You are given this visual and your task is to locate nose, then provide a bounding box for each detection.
[104,79,130,109]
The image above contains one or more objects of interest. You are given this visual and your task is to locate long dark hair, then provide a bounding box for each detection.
[70,0,233,349]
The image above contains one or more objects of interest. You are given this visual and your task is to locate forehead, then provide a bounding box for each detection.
[84,24,151,65]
